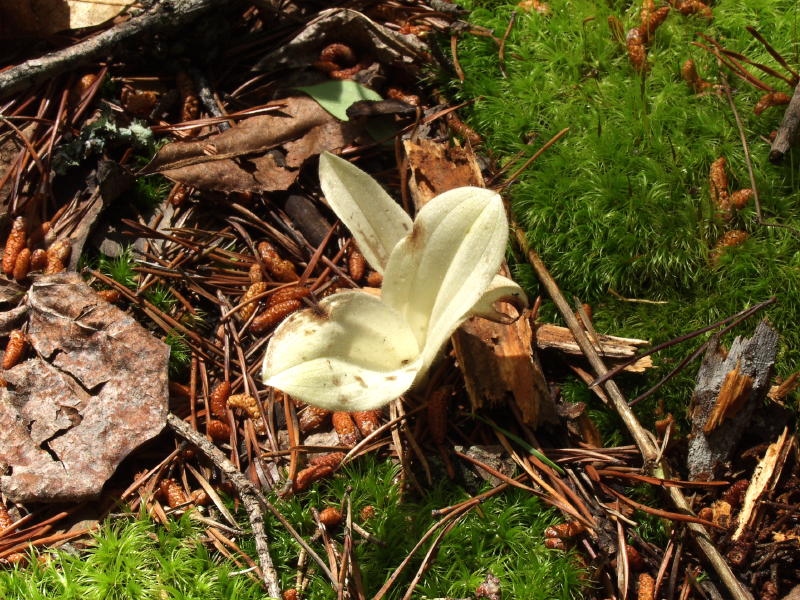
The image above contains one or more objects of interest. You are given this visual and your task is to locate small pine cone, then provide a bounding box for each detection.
[248,262,264,284]
[710,230,748,265]
[3,330,26,370]
[386,87,421,106]
[299,403,332,434]
[47,239,71,264]
[721,479,750,508]
[642,6,669,42]
[637,573,655,600]
[70,73,98,105]
[352,410,381,437]
[626,28,648,73]
[269,285,309,306]
[0,503,13,530]
[209,381,231,418]
[308,452,345,468]
[360,505,375,521]
[190,489,211,506]
[544,538,567,550]
[730,188,753,210]
[4,552,26,566]
[250,299,301,334]
[29,248,47,272]
[207,419,231,443]
[332,411,360,447]
[709,157,729,211]
[366,271,383,287]
[294,464,334,492]
[239,282,268,322]
[282,589,299,600]
[12,248,30,282]
[44,256,65,275]
[159,478,189,508]
[318,506,343,527]
[2,217,26,276]
[681,59,713,93]
[228,393,266,435]
[96,289,121,303]
[754,91,791,116]
[258,241,299,282]
[678,0,712,18]
[427,386,451,445]
[625,545,645,570]
[639,0,653,37]
[348,247,366,282]
[544,520,586,539]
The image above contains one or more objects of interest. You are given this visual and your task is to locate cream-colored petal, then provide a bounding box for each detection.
[262,291,421,411]
[468,274,528,323]
[318,152,412,273]
[382,187,509,371]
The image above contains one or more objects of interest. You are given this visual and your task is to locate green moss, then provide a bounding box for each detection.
[448,0,800,430]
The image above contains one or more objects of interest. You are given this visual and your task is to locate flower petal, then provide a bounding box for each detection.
[318,152,412,273]
[262,291,421,411]
[468,274,528,323]
[382,187,509,371]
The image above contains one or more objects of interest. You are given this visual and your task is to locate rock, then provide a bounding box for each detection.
[0,273,169,503]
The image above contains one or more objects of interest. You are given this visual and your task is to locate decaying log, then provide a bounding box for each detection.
[769,82,800,164]
[687,320,778,481]
[535,323,652,372]
[403,138,556,426]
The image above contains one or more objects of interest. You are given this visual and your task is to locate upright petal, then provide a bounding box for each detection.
[382,187,509,371]
[468,274,528,323]
[319,152,412,273]
[262,291,421,411]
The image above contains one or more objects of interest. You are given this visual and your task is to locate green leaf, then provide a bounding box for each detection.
[296,80,382,121]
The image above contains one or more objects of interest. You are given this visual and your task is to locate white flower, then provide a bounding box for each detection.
[261,152,527,412]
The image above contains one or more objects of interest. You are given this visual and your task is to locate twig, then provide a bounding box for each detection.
[769,81,800,164]
[500,128,570,189]
[746,26,800,84]
[0,0,229,98]
[498,11,517,78]
[515,238,754,600]
[166,413,281,597]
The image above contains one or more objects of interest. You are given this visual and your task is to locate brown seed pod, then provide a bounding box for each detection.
[642,6,670,43]
[3,330,26,370]
[96,289,121,304]
[123,89,158,117]
[654,412,673,436]
[332,411,361,447]
[29,248,47,272]
[544,537,567,550]
[626,28,648,73]
[257,241,299,282]
[544,520,586,539]
[207,419,231,443]
[352,410,381,437]
[678,0,712,18]
[0,503,13,530]
[366,271,383,287]
[386,87,421,106]
[176,71,200,123]
[308,452,345,468]
[209,381,231,418]
[299,404,332,434]
[44,256,65,275]
[159,478,189,508]
[348,246,366,282]
[269,285,310,306]
[70,73,98,106]
[427,386,451,446]
[710,230,748,265]
[446,112,483,146]
[294,464,334,492]
[318,506,343,528]
[12,248,30,282]
[681,59,713,93]
[228,393,266,435]
[637,573,655,600]
[238,282,268,322]
[48,238,71,264]
[709,157,729,214]
[248,262,264,284]
[360,505,375,522]
[730,188,753,210]
[721,479,750,508]
[639,0,654,36]
[4,552,27,566]
[754,91,791,116]
[282,589,299,600]
[250,299,302,334]
[607,16,626,46]
[190,489,211,506]
[2,217,26,277]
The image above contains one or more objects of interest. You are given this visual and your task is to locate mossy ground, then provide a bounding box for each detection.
[445,0,800,438]
[0,458,585,599]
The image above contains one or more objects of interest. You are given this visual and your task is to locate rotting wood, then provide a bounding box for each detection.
[535,323,653,372]
[0,0,228,99]
[687,321,778,481]
[403,138,555,426]
[769,82,800,163]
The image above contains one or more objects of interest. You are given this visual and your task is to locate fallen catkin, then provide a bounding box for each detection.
[250,300,302,334]
[209,381,231,418]
[298,402,332,433]
[12,248,30,282]
[2,217,26,276]
[677,0,712,18]
[626,28,648,73]
[318,507,343,527]
[332,411,360,447]
[730,188,753,210]
[681,59,712,93]
[352,410,381,437]
[709,157,730,216]
[159,478,189,508]
[228,393,267,435]
[3,330,26,370]
[258,241,298,282]
[238,281,268,322]
[754,91,791,116]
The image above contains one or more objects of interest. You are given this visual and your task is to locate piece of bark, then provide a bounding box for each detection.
[731,428,792,541]
[403,138,555,426]
[535,323,652,372]
[687,320,778,481]
[0,273,169,502]
[769,82,800,164]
